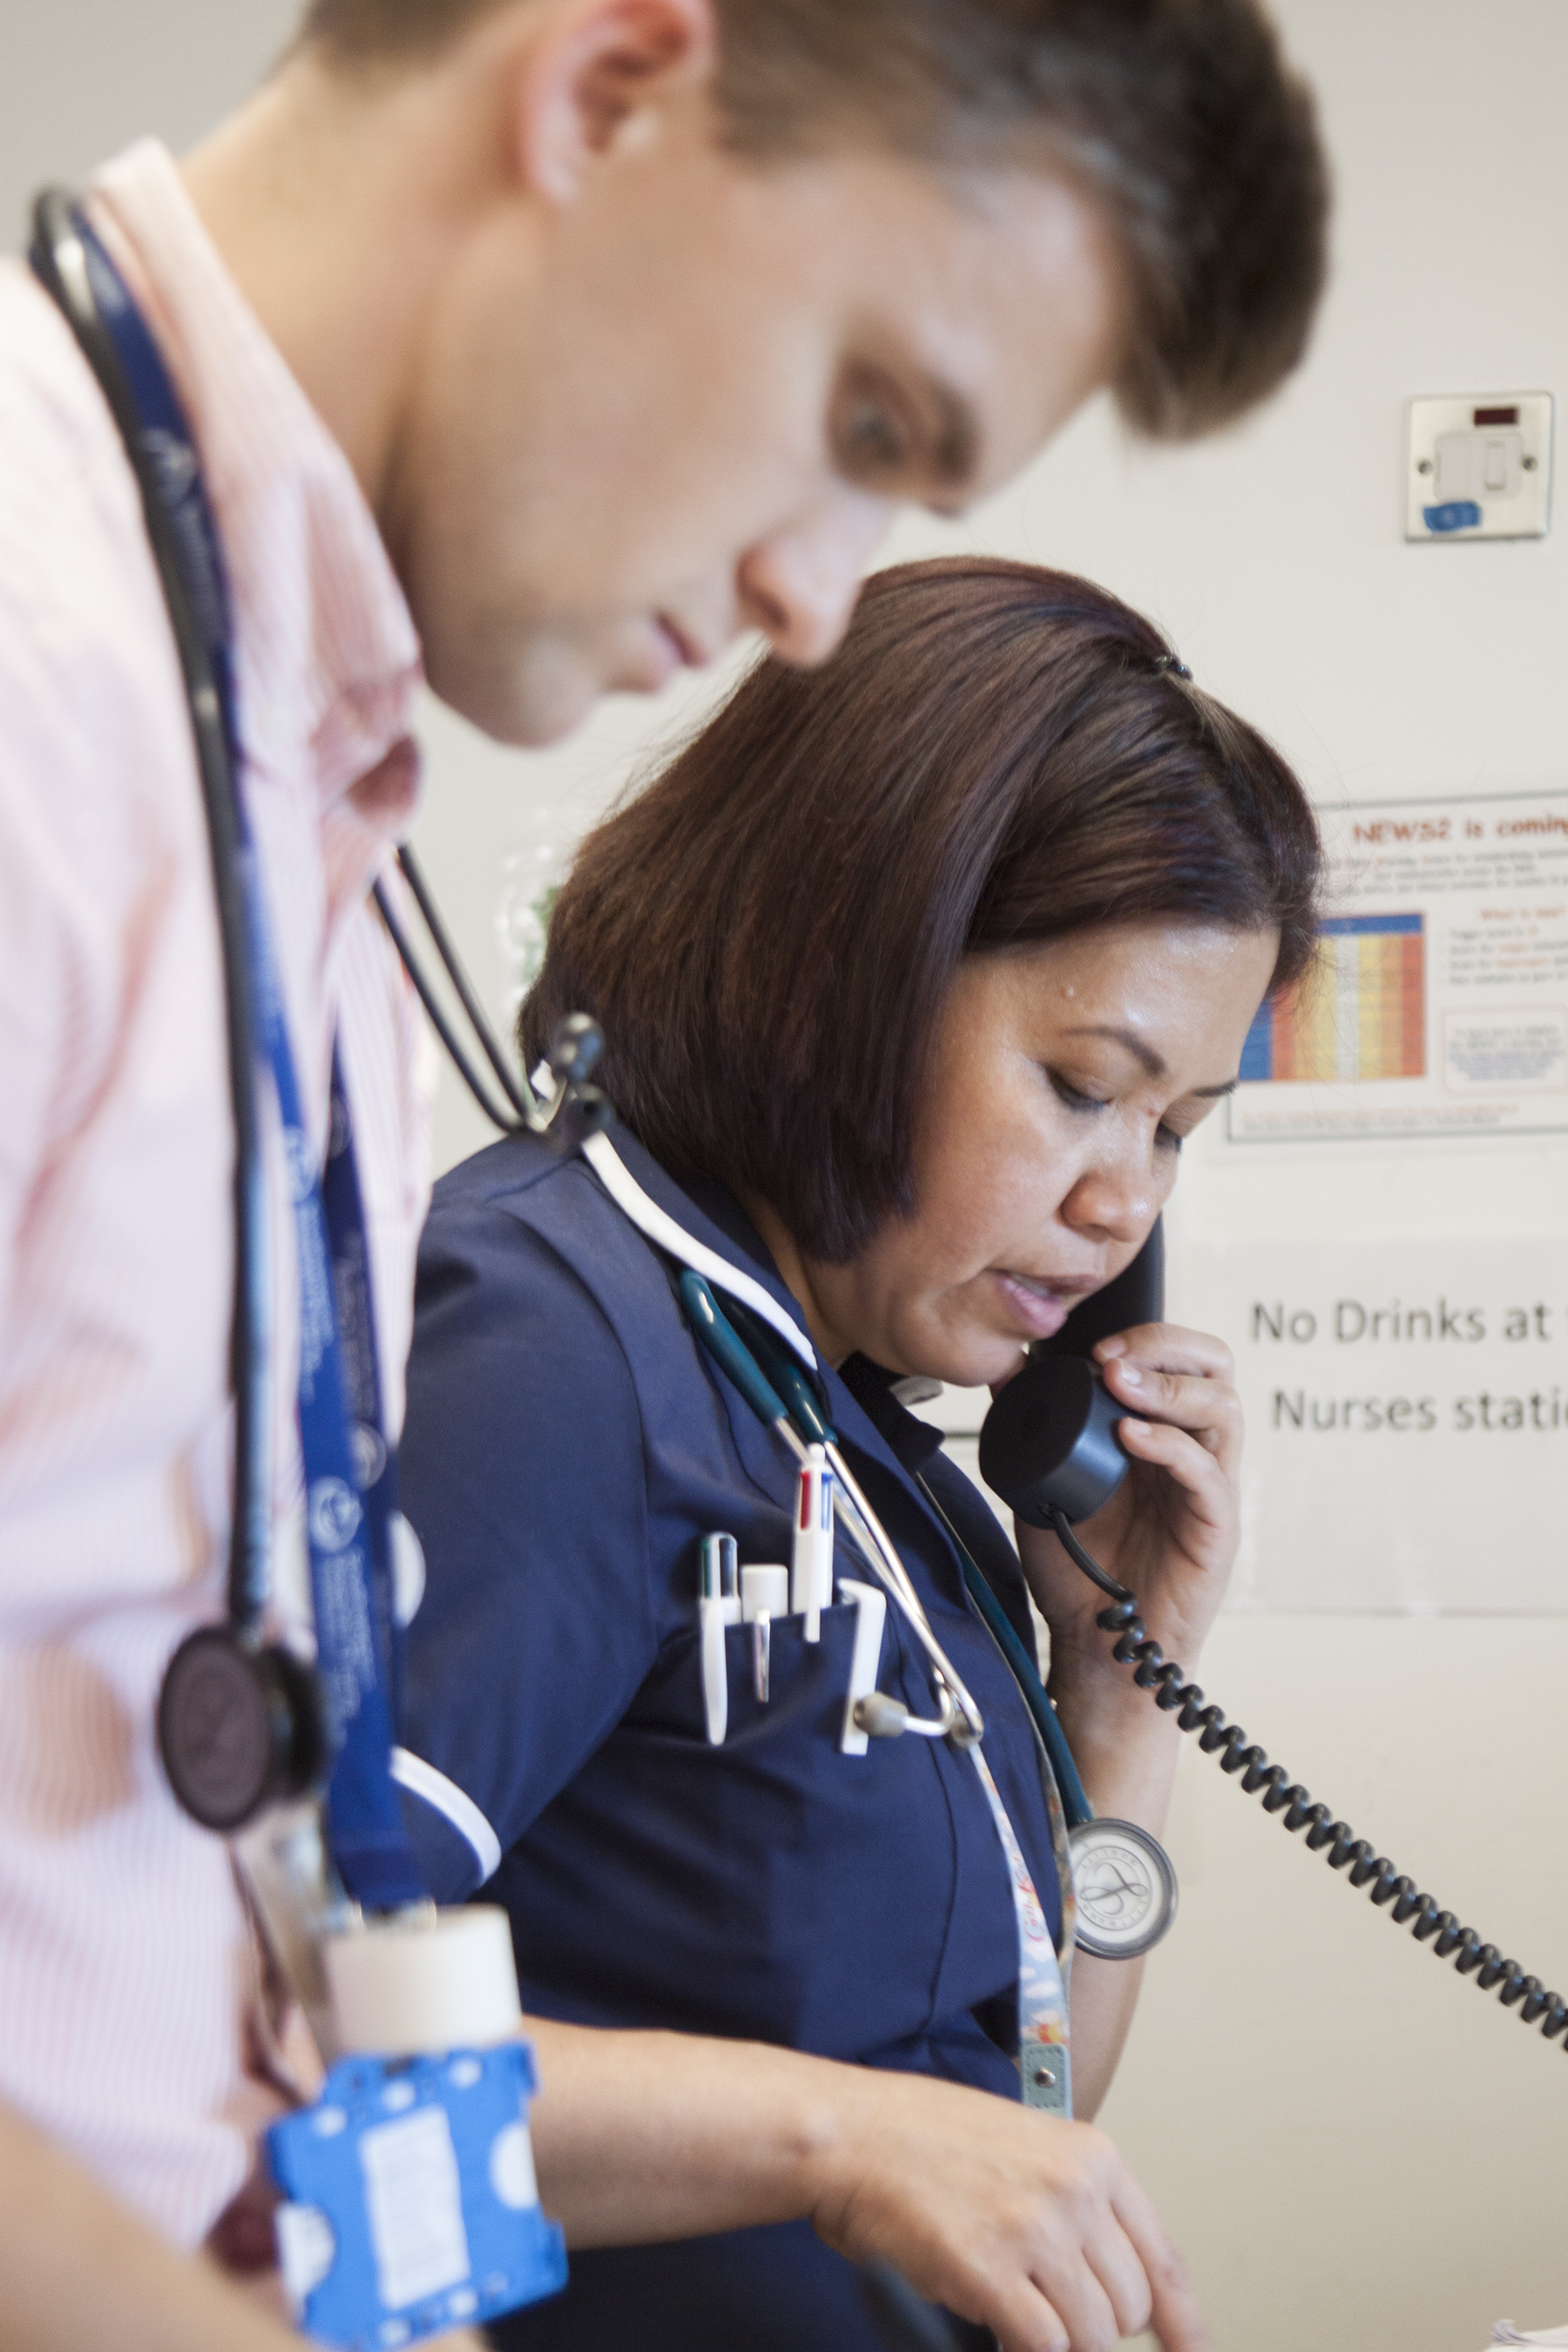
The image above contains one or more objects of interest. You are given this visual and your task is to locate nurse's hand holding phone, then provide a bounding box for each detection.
[1014,1316,1244,1686]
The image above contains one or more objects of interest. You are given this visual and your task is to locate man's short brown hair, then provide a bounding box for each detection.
[298,0,1328,440]
[524,557,1322,1262]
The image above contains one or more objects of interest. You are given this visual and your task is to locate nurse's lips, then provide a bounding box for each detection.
[992,1270,1095,1341]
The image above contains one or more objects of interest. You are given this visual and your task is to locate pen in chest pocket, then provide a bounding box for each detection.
[698,1532,739,1745]
[741,1565,787,1705]
[791,1446,834,1642]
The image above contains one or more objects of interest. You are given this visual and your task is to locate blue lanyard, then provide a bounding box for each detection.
[76,215,424,1913]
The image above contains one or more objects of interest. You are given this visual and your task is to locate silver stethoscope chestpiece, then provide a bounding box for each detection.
[1068,1818,1179,1960]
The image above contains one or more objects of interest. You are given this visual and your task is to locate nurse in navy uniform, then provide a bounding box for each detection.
[394,558,1322,2352]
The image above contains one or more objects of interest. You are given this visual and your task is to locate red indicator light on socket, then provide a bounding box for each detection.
[1473,405,1519,427]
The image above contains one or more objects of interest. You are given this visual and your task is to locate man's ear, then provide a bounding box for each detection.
[512,0,718,206]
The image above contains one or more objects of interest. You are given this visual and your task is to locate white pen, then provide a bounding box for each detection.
[699,1532,734,1745]
[703,1531,741,1626]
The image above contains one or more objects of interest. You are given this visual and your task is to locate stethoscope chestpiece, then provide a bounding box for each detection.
[1069,1818,1179,1959]
[157,1626,326,1835]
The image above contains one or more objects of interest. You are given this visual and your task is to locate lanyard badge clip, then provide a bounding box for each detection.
[268,1910,566,2345]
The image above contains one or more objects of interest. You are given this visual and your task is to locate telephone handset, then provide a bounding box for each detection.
[977,1224,1568,2058]
[979,1221,1165,1529]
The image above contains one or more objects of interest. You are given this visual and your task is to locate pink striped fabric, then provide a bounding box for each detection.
[0,140,432,2245]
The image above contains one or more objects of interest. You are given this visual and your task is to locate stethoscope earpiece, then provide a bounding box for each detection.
[546,1013,602,1087]
[157,1626,325,1835]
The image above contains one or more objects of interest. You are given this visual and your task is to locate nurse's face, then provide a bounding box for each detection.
[793,923,1278,1389]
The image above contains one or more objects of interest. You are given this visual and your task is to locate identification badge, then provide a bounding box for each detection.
[267,2042,567,2348]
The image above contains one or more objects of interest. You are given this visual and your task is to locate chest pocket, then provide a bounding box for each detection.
[535,1596,969,2052]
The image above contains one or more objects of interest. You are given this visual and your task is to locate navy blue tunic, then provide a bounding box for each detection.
[396,1129,1061,2351]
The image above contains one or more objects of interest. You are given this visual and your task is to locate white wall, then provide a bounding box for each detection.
[0,0,301,228]
[407,6,1568,2342]
[5,7,1566,2348]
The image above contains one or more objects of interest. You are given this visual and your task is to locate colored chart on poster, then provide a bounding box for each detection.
[1240,916,1424,1085]
[1227,789,1568,1143]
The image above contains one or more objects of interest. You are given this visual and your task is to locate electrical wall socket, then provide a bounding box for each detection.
[1405,392,1552,542]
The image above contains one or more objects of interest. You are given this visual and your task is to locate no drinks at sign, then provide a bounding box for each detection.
[1189,1239,1568,1612]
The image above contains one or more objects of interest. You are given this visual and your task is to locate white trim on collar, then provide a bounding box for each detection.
[581,1132,816,1370]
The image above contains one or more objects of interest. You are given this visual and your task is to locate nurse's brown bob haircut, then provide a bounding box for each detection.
[524,558,1321,1263]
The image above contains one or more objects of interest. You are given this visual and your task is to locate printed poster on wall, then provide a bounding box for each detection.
[1171,787,1568,1610]
[1186,1238,1568,1612]
[1227,787,1568,1145]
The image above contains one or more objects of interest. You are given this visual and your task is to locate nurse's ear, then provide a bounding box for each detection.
[510,0,718,207]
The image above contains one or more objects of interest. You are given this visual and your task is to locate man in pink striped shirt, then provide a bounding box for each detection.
[0,3,1327,2347]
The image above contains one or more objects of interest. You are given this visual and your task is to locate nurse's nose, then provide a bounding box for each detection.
[1060,1157,1161,1252]
[736,489,893,666]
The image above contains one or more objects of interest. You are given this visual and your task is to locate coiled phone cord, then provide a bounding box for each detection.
[1046,1504,1568,2054]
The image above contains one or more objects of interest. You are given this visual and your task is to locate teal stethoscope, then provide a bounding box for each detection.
[577,1132,1092,2115]
[577,1131,1184,1968]
[581,1130,994,1750]
[349,869,1179,1977]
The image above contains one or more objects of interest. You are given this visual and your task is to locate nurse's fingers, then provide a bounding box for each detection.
[1114,1416,1235,1532]
[1099,1355,1240,1477]
[983,2271,1112,2352]
[1109,2168,1211,2352]
[1078,2213,1159,2341]
[1096,1323,1234,1382]
[1099,1353,1243,1463]
[949,2139,1185,2352]
[807,2078,1209,2352]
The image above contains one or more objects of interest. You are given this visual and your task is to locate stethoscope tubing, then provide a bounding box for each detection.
[30,190,272,1640]
[821,1440,984,1746]
[588,1142,989,1747]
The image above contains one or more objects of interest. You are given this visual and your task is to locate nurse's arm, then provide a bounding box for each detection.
[525,2016,1211,2352]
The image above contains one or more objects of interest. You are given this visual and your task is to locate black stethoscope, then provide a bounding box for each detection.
[27,186,606,1838]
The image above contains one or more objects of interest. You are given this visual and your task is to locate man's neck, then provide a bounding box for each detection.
[178,38,520,515]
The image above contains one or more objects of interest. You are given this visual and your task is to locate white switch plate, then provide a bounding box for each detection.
[1406,392,1552,541]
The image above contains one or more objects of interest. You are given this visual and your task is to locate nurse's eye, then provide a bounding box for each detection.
[1155,1121,1185,1154]
[1047,1071,1111,1116]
